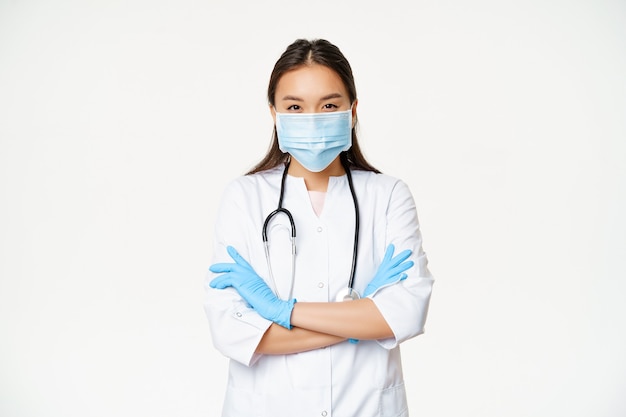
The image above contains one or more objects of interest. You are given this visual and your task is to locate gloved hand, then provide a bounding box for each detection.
[349,244,413,344]
[363,244,413,297]
[209,245,296,329]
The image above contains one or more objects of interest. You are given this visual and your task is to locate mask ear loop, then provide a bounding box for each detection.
[276,115,291,170]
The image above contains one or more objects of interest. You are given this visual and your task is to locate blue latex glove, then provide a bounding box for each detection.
[363,244,413,297]
[209,245,296,329]
[349,244,413,344]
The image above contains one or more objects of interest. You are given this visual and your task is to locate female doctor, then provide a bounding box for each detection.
[204,39,434,417]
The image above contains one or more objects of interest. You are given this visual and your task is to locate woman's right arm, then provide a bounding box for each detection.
[206,178,344,363]
[256,324,345,355]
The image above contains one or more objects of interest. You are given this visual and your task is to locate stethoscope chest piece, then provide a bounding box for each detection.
[335,287,361,302]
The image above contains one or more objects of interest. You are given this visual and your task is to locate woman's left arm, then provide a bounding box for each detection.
[294,179,434,343]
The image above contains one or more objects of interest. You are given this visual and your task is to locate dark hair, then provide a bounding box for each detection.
[247,39,380,175]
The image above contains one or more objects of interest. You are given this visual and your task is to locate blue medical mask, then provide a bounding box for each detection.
[275,109,353,172]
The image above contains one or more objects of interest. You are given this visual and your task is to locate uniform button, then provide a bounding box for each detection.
[236,312,242,317]
[321,411,328,417]
[317,226,323,232]
[318,282,324,288]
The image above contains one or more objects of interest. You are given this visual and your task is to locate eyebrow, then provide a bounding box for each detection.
[280,93,344,102]
[280,95,304,102]
[319,93,343,100]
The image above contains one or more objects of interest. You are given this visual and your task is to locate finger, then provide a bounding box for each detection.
[209,274,233,289]
[227,246,253,269]
[389,260,414,276]
[209,263,235,273]
[381,272,407,285]
[389,249,412,268]
[388,272,408,284]
[385,272,408,286]
[382,244,395,263]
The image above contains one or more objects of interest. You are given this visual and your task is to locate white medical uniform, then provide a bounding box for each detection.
[204,166,434,417]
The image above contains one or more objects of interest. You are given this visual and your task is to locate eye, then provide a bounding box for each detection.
[287,104,301,111]
[322,103,338,111]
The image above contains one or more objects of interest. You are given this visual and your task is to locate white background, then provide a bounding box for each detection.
[1,0,625,416]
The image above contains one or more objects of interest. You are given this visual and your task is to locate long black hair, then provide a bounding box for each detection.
[247,39,380,175]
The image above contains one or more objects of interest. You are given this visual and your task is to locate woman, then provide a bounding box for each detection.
[204,38,434,417]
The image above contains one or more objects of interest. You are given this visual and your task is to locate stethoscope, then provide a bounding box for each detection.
[262,157,360,302]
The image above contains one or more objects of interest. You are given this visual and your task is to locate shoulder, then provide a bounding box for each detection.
[351,170,412,197]
[222,166,283,198]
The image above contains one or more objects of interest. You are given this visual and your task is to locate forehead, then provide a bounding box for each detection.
[276,64,348,98]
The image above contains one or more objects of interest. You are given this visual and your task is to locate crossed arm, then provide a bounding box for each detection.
[210,245,409,355]
[257,298,393,354]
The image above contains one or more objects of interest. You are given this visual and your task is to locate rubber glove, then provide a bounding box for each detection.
[209,246,296,329]
[349,244,413,344]
[363,244,413,297]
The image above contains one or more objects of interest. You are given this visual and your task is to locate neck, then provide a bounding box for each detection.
[288,158,345,192]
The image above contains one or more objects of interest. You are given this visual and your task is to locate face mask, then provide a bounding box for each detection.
[275,109,352,172]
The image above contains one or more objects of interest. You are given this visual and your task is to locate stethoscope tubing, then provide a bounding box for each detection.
[344,162,359,291]
[261,156,360,300]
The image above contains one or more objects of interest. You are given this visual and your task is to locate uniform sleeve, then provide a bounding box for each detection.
[203,179,272,367]
[370,179,434,349]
